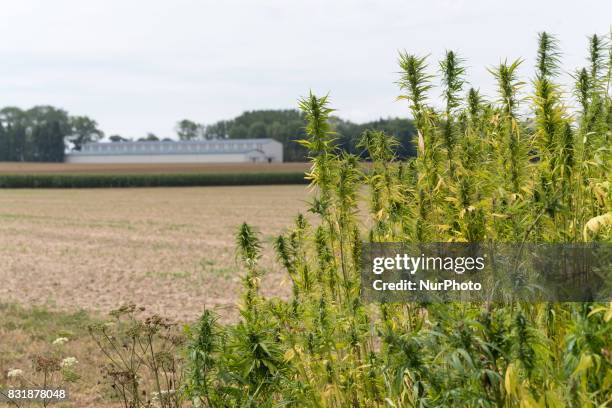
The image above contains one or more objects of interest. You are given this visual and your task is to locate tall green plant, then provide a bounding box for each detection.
[184,32,612,408]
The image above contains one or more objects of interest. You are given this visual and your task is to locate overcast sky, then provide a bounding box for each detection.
[0,1,610,138]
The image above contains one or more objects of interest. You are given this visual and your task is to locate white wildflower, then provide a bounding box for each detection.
[52,337,69,346]
[152,389,175,403]
[7,368,23,378]
[61,357,78,368]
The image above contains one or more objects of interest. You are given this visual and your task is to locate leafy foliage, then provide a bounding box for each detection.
[0,106,107,161]
[199,109,416,162]
[0,106,72,162]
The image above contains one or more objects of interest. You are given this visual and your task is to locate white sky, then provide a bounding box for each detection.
[0,0,610,138]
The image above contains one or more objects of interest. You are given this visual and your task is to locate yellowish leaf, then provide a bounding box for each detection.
[283,349,295,362]
[505,363,517,397]
[587,304,612,322]
[519,394,542,408]
[583,212,612,240]
[572,354,593,377]
[417,130,425,156]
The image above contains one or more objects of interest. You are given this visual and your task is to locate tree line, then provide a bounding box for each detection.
[0,106,103,162]
[175,110,416,161]
[0,105,416,162]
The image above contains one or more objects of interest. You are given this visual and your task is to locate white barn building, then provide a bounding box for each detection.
[65,138,283,164]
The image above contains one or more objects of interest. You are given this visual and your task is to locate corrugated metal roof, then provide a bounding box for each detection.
[71,139,278,156]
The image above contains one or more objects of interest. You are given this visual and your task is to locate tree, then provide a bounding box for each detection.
[36,121,65,162]
[248,121,267,138]
[68,116,104,151]
[175,119,203,140]
[0,106,69,162]
[0,107,26,161]
[27,106,72,139]
[109,134,130,142]
[0,107,26,126]
[138,133,159,142]
[229,124,248,139]
[203,121,229,139]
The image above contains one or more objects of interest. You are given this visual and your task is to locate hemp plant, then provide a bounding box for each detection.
[183,31,611,408]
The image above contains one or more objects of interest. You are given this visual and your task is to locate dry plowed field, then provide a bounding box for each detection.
[0,186,312,322]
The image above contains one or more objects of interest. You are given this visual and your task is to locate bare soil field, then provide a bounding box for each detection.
[0,162,310,175]
[0,186,313,321]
